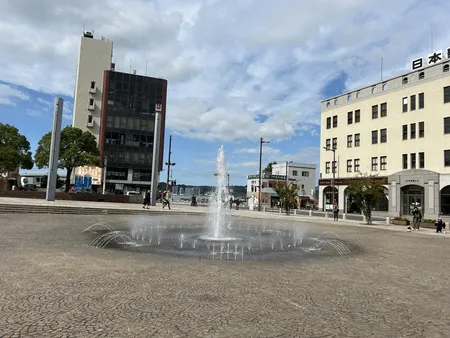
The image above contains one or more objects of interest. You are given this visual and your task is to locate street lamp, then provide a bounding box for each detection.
[258,137,270,211]
[165,135,175,193]
[323,145,337,209]
[285,160,293,215]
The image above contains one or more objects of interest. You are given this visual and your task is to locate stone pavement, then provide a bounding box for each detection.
[0,196,447,238]
[1,213,450,337]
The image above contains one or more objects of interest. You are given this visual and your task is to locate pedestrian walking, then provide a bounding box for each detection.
[412,206,422,230]
[162,190,171,210]
[435,218,445,233]
[142,190,150,209]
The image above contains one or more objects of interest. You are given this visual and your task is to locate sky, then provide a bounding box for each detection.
[0,0,449,186]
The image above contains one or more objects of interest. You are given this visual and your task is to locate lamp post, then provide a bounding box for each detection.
[102,156,107,195]
[258,137,270,211]
[323,145,337,209]
[285,160,293,215]
[165,135,175,193]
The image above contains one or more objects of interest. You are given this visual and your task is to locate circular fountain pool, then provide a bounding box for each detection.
[83,217,352,262]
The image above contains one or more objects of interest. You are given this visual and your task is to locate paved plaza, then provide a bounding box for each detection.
[1,212,449,338]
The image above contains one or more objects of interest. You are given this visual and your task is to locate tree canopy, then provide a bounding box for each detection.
[263,161,277,174]
[273,182,299,215]
[34,126,99,192]
[0,123,33,173]
[346,172,384,224]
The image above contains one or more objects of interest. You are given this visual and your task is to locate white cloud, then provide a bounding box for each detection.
[36,97,53,108]
[26,109,44,117]
[0,83,29,105]
[0,0,448,143]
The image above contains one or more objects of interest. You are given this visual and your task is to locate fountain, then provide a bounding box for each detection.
[83,147,353,261]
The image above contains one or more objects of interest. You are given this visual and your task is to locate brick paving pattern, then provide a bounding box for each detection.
[0,213,449,337]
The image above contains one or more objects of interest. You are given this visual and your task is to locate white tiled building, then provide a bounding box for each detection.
[319,50,450,218]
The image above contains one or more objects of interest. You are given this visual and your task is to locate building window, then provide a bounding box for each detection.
[292,170,298,176]
[419,121,424,138]
[347,135,352,148]
[418,92,424,109]
[380,128,387,143]
[410,153,416,169]
[89,98,94,106]
[325,139,331,150]
[354,159,360,172]
[332,115,338,128]
[410,95,416,111]
[347,94,352,101]
[87,115,93,124]
[355,110,360,123]
[380,102,387,117]
[402,77,408,85]
[347,111,353,124]
[356,91,360,98]
[410,123,416,139]
[419,152,425,169]
[403,154,408,169]
[371,157,378,171]
[302,171,309,177]
[325,162,330,174]
[444,64,450,72]
[402,97,408,112]
[372,105,378,119]
[326,101,330,107]
[380,156,387,170]
[354,133,360,147]
[326,117,331,129]
[419,72,425,80]
[334,99,338,105]
[372,130,378,144]
[402,124,408,140]
[332,138,337,149]
[445,117,450,134]
[382,83,387,91]
[90,81,96,89]
[443,87,450,105]
[445,150,450,167]
[371,86,376,94]
[347,160,352,172]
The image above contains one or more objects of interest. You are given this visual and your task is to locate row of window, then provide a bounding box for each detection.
[402,92,425,112]
[371,129,387,144]
[326,115,338,129]
[325,64,450,108]
[291,170,310,177]
[104,132,153,148]
[347,110,361,124]
[402,122,425,140]
[402,153,425,169]
[372,102,388,119]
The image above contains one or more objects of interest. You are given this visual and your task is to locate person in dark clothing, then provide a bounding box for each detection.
[333,203,339,221]
[412,206,422,230]
[229,198,233,209]
[235,199,241,210]
[435,218,445,233]
[162,190,171,209]
[191,195,197,207]
[142,190,150,209]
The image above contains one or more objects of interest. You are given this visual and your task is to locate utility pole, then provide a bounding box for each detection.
[258,137,270,211]
[150,110,162,206]
[102,156,107,194]
[165,135,175,193]
[323,145,337,208]
[285,160,293,215]
[46,97,63,201]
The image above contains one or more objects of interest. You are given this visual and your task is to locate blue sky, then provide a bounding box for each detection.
[1,0,449,186]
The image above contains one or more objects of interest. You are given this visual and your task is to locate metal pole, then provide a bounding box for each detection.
[46,97,63,201]
[286,161,289,215]
[165,135,172,193]
[150,112,161,206]
[227,174,230,190]
[332,148,336,206]
[258,138,263,211]
[102,156,107,194]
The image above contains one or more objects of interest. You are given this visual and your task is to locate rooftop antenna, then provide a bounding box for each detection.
[129,58,132,73]
[431,24,434,53]
[145,61,148,76]
[381,57,383,81]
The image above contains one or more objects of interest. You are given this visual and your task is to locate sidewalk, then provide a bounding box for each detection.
[0,197,447,238]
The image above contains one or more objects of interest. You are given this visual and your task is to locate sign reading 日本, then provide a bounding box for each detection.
[411,48,450,70]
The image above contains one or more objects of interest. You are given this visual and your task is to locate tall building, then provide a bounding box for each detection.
[271,162,316,196]
[319,50,450,218]
[72,31,113,142]
[72,32,167,193]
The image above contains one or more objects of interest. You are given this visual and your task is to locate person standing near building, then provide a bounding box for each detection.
[412,205,422,230]
[142,190,150,209]
[333,203,339,221]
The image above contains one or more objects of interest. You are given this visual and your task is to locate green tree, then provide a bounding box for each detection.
[346,172,384,225]
[273,182,299,215]
[34,126,99,192]
[263,161,277,174]
[0,123,33,172]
